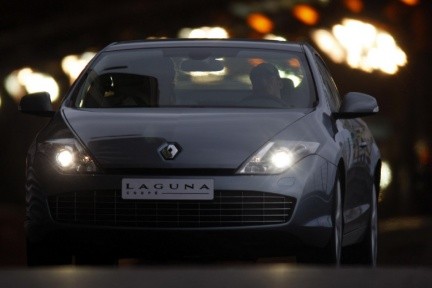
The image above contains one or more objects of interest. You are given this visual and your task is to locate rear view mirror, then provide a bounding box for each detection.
[180,59,224,72]
[19,92,55,117]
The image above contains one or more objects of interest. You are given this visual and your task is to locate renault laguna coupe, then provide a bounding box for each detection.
[20,39,380,266]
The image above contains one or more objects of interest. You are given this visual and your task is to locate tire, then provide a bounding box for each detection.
[27,239,73,266]
[343,183,378,266]
[297,176,343,265]
[321,176,343,265]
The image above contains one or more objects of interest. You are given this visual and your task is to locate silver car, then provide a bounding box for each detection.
[20,39,381,266]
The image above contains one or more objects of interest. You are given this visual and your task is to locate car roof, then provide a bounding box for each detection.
[103,39,306,53]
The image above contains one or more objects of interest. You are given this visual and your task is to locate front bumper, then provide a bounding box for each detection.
[26,154,338,256]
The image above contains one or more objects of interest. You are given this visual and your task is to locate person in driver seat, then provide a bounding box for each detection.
[244,62,289,107]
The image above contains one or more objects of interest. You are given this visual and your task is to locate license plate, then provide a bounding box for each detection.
[121,178,214,200]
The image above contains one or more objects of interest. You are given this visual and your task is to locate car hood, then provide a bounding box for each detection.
[62,108,310,170]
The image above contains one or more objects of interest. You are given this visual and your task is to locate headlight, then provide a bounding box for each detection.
[237,141,320,174]
[38,138,99,173]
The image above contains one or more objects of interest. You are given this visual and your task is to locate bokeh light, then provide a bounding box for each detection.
[247,13,274,34]
[4,68,60,102]
[189,67,227,83]
[400,0,420,6]
[61,52,96,84]
[279,71,302,88]
[312,18,407,74]
[263,34,287,41]
[178,27,229,39]
[343,0,364,13]
[380,161,393,192]
[292,4,319,26]
[311,29,345,63]
[414,139,431,166]
[248,58,265,67]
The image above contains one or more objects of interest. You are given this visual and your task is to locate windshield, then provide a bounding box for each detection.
[73,47,316,109]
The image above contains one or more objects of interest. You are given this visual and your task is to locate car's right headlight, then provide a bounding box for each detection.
[38,138,99,173]
[237,140,320,174]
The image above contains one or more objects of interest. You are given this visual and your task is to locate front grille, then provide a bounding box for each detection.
[48,190,296,228]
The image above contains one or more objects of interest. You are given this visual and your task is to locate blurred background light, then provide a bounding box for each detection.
[400,0,420,6]
[189,64,227,83]
[311,29,345,63]
[177,26,229,39]
[312,18,407,74]
[414,139,431,166]
[288,58,301,68]
[380,160,393,192]
[263,34,287,41]
[248,58,265,67]
[247,13,274,34]
[146,36,168,39]
[4,68,60,102]
[61,52,96,84]
[343,0,364,13]
[279,71,302,87]
[292,4,319,26]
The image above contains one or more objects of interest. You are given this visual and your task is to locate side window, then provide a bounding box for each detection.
[314,55,341,112]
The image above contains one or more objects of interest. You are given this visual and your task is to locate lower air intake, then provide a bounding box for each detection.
[48,190,295,228]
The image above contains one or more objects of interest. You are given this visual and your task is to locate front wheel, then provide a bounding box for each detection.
[297,176,343,265]
[321,176,343,265]
[343,183,378,266]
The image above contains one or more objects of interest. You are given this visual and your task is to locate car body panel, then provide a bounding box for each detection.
[62,107,311,170]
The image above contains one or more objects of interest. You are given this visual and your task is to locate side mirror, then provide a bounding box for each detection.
[19,92,55,117]
[334,92,379,119]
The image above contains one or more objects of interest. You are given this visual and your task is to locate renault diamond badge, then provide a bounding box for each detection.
[159,143,181,160]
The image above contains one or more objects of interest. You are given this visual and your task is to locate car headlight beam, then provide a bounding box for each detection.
[270,150,294,169]
[55,149,75,169]
[38,138,99,173]
[237,141,319,174]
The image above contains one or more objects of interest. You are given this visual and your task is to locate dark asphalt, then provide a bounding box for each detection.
[2,266,432,288]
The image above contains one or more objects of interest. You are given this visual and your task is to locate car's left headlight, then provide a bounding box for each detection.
[38,138,99,173]
[237,141,320,174]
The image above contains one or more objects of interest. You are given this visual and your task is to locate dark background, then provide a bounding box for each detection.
[1,0,432,266]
